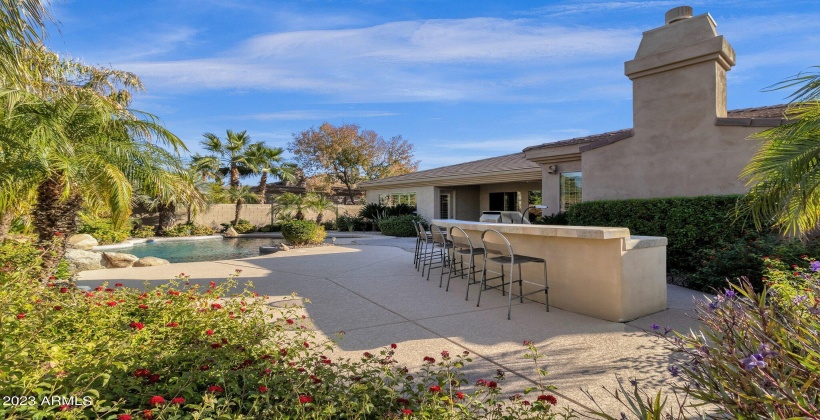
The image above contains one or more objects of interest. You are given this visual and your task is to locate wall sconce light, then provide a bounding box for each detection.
[547,165,558,174]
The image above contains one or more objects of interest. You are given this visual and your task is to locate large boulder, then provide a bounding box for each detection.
[133,256,170,267]
[64,249,104,272]
[67,234,98,250]
[223,226,239,238]
[102,252,139,268]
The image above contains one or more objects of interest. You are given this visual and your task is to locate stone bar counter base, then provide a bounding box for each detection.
[432,219,668,322]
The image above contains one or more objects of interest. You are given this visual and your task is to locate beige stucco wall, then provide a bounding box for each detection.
[540,160,581,214]
[453,185,480,221]
[364,186,436,222]
[182,204,363,228]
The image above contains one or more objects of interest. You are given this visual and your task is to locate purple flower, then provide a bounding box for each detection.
[793,294,808,305]
[741,353,766,371]
[663,326,673,336]
[650,323,660,330]
[708,302,719,311]
[667,365,680,377]
[724,289,737,298]
[811,261,820,272]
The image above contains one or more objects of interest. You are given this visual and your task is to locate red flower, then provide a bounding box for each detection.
[286,319,294,324]
[168,290,180,296]
[455,391,465,400]
[16,313,25,319]
[390,343,397,349]
[171,397,185,405]
[129,321,145,330]
[258,386,268,392]
[401,409,413,415]
[149,395,165,406]
[106,301,117,307]
[138,304,148,309]
[134,368,151,377]
[537,395,558,405]
[142,409,153,419]
[200,365,210,371]
[207,385,223,393]
[166,322,178,327]
[429,385,441,393]
[211,303,222,310]
[210,343,222,349]
[106,288,114,292]
[521,400,531,406]
[487,381,498,388]
[423,356,435,364]
[206,329,214,335]
[148,374,160,383]
[60,287,68,293]
[303,341,310,348]
[115,283,123,287]
[209,281,216,288]
[53,305,62,311]
[117,415,132,420]
[298,395,313,404]
[441,350,450,358]
[397,397,410,406]
[55,231,63,236]
[95,286,104,291]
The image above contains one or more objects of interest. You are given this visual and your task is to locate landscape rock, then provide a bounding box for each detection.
[102,252,140,268]
[277,243,290,251]
[133,256,170,267]
[65,249,104,272]
[223,227,239,238]
[67,234,98,250]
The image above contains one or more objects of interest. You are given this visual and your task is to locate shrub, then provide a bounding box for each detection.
[163,223,216,237]
[232,219,256,234]
[336,214,367,232]
[567,195,764,275]
[535,212,569,225]
[257,223,282,232]
[0,240,42,280]
[378,214,426,237]
[646,257,820,418]
[358,203,386,220]
[321,220,337,231]
[385,204,416,217]
[281,220,326,245]
[130,224,155,239]
[78,217,130,245]
[687,234,819,292]
[0,271,571,419]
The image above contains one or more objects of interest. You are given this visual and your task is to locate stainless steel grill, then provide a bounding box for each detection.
[479,212,502,223]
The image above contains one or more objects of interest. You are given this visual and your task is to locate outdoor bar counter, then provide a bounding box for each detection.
[432,219,668,322]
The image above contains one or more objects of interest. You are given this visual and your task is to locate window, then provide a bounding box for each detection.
[378,192,417,207]
[488,192,520,211]
[528,190,542,206]
[559,172,582,211]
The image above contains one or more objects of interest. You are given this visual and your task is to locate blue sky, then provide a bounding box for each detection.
[45,0,820,178]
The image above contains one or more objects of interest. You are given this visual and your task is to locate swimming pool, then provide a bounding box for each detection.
[126,237,285,263]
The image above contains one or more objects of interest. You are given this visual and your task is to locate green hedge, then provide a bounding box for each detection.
[567,195,757,274]
[378,214,426,237]
[281,220,326,245]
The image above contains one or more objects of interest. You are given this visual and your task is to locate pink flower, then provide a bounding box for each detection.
[149,395,165,406]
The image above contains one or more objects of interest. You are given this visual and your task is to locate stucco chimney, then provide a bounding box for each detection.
[625,6,735,130]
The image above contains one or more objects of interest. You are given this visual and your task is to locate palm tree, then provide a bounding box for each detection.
[217,186,260,225]
[194,130,256,189]
[307,193,335,224]
[740,67,820,237]
[245,142,295,203]
[0,57,191,275]
[273,192,308,221]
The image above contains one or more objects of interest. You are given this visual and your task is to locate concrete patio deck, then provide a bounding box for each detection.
[77,235,711,415]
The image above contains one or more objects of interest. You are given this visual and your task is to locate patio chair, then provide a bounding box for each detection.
[424,223,452,283]
[446,226,484,299]
[478,229,549,320]
[413,221,433,271]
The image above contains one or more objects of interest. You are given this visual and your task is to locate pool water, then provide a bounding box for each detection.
[127,238,285,263]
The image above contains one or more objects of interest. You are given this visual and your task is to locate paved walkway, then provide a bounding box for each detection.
[77,236,710,414]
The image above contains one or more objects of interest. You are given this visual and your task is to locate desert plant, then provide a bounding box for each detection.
[385,203,416,217]
[536,212,569,225]
[77,216,130,245]
[130,224,156,239]
[281,220,326,245]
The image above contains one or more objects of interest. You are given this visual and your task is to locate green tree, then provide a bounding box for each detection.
[273,192,308,221]
[740,67,820,237]
[217,186,260,225]
[306,193,335,224]
[245,142,295,204]
[193,130,257,189]
[289,123,418,204]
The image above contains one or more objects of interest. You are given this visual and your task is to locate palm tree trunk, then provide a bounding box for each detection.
[316,212,323,224]
[230,165,240,188]
[0,210,13,242]
[234,199,243,225]
[258,172,268,204]
[33,176,82,278]
[155,202,176,236]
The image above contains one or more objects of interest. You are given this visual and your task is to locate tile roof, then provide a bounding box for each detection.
[358,152,539,188]
[725,104,787,118]
[523,129,634,152]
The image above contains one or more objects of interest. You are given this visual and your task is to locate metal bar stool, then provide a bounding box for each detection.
[478,229,549,320]
[413,221,433,271]
[426,223,453,283]
[446,226,485,299]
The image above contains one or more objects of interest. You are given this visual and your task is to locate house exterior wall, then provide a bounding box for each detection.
[479,181,543,213]
[364,186,436,221]
[452,185,480,221]
[541,160,581,215]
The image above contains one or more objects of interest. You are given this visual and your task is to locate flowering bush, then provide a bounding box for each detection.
[0,266,573,419]
[646,256,820,418]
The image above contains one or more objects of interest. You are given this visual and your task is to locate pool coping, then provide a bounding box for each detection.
[92,232,379,251]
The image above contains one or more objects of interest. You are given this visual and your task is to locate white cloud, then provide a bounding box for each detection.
[242,110,398,121]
